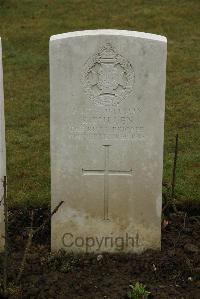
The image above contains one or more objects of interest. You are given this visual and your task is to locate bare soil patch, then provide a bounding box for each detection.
[0,206,200,299]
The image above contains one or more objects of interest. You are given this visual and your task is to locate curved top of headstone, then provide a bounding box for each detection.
[50,29,167,43]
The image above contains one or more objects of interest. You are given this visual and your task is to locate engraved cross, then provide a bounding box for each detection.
[82,145,133,220]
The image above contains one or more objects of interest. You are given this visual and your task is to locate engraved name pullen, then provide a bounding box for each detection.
[82,43,135,106]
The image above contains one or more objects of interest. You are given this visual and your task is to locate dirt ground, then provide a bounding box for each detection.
[0,204,200,299]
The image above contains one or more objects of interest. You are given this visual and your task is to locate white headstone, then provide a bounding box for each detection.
[50,30,167,253]
[0,38,6,251]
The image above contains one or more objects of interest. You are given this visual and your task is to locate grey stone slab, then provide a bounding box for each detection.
[50,30,167,253]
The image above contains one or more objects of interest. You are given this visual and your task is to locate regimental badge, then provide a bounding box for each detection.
[82,43,135,106]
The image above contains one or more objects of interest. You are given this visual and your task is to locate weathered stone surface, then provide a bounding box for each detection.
[0,38,6,251]
[50,30,167,252]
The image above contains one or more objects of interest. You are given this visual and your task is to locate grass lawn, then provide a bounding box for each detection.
[0,0,199,207]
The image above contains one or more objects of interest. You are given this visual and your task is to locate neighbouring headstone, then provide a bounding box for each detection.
[50,30,167,253]
[0,38,6,251]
